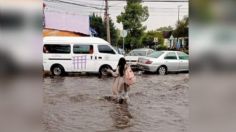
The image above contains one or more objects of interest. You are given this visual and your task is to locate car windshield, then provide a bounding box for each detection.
[148,51,164,58]
[129,51,146,56]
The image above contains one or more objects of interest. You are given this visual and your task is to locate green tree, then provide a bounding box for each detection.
[90,13,105,38]
[173,16,189,38]
[156,26,173,32]
[117,0,149,49]
[142,30,165,49]
[90,13,119,45]
[172,16,189,50]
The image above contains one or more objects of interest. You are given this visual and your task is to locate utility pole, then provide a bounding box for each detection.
[177,5,182,23]
[43,3,46,27]
[105,0,111,43]
[176,5,182,50]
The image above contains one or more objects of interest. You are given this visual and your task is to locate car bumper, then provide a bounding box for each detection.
[127,62,139,69]
[137,63,158,72]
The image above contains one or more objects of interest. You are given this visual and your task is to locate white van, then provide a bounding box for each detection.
[43,37,123,76]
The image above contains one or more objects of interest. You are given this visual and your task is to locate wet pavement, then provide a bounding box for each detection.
[43,73,189,132]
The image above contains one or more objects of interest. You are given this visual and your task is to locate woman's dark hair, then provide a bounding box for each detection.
[118,57,126,77]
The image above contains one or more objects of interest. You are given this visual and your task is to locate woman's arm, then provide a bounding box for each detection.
[107,67,119,77]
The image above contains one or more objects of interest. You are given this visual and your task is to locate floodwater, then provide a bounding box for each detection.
[43,73,189,132]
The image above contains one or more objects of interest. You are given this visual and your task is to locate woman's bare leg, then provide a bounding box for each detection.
[124,84,130,102]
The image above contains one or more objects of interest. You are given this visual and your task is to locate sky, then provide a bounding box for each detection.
[43,0,189,30]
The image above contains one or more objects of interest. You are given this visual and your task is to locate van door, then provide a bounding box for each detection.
[72,44,95,72]
[95,44,121,70]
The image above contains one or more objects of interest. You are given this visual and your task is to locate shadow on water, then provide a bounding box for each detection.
[110,103,133,129]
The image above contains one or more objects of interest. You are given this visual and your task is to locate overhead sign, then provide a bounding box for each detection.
[154,37,158,43]
[170,35,174,40]
[121,30,127,37]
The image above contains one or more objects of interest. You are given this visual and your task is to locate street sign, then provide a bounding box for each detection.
[121,30,127,37]
[170,35,174,40]
[154,37,158,43]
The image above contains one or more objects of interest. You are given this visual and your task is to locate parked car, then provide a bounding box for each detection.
[113,47,125,55]
[43,37,123,76]
[125,48,154,69]
[119,49,125,55]
[138,51,189,75]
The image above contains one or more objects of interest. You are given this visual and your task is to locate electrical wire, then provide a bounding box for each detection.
[92,0,188,2]
[45,0,105,10]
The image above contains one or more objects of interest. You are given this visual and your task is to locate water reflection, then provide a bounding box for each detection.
[110,103,133,129]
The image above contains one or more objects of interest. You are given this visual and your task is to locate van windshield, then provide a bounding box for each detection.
[98,45,116,54]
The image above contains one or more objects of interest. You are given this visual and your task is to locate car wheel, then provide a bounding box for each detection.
[51,65,64,76]
[158,66,167,75]
[99,65,110,76]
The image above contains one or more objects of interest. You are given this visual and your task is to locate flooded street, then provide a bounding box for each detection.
[43,73,189,132]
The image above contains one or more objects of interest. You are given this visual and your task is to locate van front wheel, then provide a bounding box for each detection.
[51,65,65,76]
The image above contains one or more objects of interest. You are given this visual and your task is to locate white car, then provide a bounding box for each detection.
[43,37,123,76]
[138,51,189,75]
[125,48,154,69]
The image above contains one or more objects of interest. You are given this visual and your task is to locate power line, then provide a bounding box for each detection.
[44,1,105,16]
[93,0,188,2]
[45,2,188,15]
[45,0,105,10]
[64,0,105,7]
[109,5,188,8]
[45,3,188,16]
[99,0,105,16]
[110,6,188,10]
[45,0,188,10]
[109,1,124,6]
[45,9,90,16]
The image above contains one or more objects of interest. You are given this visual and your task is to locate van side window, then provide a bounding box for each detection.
[43,44,71,54]
[164,52,177,60]
[98,45,115,54]
[73,45,93,54]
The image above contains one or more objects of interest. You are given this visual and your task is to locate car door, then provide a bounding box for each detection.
[72,44,95,72]
[177,51,189,71]
[164,52,179,71]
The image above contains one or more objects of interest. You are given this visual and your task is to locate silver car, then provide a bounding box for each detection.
[138,51,189,75]
[125,48,154,69]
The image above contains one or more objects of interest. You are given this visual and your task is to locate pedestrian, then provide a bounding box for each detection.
[89,45,93,54]
[106,57,135,104]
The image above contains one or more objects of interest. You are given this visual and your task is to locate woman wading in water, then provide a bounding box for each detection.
[106,58,135,104]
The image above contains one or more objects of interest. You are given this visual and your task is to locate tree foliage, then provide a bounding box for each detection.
[117,0,149,49]
[173,16,189,37]
[156,26,173,32]
[142,30,164,49]
[90,13,105,38]
[90,13,119,45]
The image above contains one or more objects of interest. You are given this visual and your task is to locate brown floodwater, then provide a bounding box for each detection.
[43,73,189,132]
